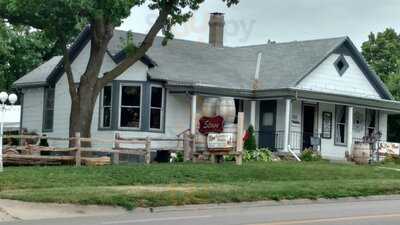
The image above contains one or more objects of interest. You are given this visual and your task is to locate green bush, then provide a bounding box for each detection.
[170,152,184,163]
[244,125,257,151]
[300,148,322,162]
[383,154,400,164]
[244,148,273,162]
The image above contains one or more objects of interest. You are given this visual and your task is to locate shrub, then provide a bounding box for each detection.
[300,148,322,162]
[383,154,400,164]
[170,152,184,163]
[243,125,257,152]
[223,155,236,162]
[244,148,273,162]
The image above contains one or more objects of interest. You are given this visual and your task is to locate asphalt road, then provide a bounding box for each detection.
[2,199,400,225]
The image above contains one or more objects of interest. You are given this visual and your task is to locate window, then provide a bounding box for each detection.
[43,87,55,131]
[100,85,112,128]
[119,84,142,129]
[149,86,164,130]
[334,55,349,76]
[366,109,377,135]
[335,105,347,145]
[234,99,244,124]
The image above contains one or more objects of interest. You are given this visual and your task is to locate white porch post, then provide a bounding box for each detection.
[283,98,291,152]
[250,100,256,127]
[190,95,197,135]
[347,106,354,153]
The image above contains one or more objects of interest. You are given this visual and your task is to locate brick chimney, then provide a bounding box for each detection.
[209,12,225,48]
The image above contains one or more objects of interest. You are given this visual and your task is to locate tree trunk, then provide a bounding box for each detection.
[69,96,80,147]
[65,14,167,148]
[78,87,98,147]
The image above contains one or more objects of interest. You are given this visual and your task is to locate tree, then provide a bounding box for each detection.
[361,28,400,83]
[362,28,400,141]
[0,22,59,91]
[0,0,239,145]
[243,125,257,151]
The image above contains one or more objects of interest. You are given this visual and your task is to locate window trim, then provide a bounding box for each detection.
[99,84,113,130]
[334,54,349,76]
[365,109,378,136]
[149,84,165,131]
[118,83,143,130]
[334,105,347,146]
[42,87,55,132]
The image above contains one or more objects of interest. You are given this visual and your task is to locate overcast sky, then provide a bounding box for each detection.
[119,0,400,48]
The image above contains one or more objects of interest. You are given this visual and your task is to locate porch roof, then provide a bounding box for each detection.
[167,84,400,112]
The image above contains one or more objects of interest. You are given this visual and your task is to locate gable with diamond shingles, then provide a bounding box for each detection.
[296,44,383,99]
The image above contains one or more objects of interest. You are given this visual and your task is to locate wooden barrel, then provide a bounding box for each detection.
[195,134,208,152]
[202,97,218,117]
[217,97,236,124]
[352,143,371,165]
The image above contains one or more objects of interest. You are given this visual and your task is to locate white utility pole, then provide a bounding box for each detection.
[0,92,18,172]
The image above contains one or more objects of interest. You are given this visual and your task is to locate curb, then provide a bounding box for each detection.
[140,195,400,213]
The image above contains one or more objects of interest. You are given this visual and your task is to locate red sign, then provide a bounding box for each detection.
[199,116,224,134]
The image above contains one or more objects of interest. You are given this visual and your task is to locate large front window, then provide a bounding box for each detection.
[119,84,142,129]
[335,105,347,145]
[99,82,166,131]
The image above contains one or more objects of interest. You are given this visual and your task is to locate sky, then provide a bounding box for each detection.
[119,0,400,49]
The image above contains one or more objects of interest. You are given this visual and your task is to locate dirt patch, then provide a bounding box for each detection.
[0,206,20,222]
[105,185,200,193]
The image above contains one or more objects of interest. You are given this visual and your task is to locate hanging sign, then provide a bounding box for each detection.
[199,116,224,134]
[207,133,234,149]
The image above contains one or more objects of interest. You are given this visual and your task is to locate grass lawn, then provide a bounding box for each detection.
[1,162,400,209]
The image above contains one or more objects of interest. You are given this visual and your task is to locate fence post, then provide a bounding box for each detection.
[191,134,196,154]
[145,137,151,164]
[75,132,81,167]
[183,132,191,162]
[236,112,244,165]
[113,133,120,165]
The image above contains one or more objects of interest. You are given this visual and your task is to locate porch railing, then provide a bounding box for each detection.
[256,130,320,151]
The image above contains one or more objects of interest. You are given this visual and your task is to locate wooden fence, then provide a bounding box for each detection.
[2,133,194,166]
[2,112,245,166]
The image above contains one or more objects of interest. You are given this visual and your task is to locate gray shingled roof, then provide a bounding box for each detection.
[108,31,347,91]
[14,56,62,87]
[14,30,376,95]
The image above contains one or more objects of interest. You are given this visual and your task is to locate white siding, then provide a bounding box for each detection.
[275,99,285,132]
[71,43,148,82]
[316,103,388,160]
[87,91,191,149]
[317,103,347,160]
[379,111,388,141]
[352,107,366,139]
[290,100,303,153]
[243,100,252,129]
[50,78,191,147]
[297,53,382,99]
[22,87,44,133]
[30,41,188,147]
[50,75,71,138]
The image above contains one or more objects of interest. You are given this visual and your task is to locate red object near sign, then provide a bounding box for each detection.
[199,116,224,134]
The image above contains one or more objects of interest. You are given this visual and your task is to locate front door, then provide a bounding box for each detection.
[259,100,277,149]
[302,105,316,150]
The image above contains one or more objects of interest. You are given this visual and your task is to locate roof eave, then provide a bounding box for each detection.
[13,82,48,89]
[166,82,400,112]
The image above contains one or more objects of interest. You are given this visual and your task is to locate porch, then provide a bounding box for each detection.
[184,88,399,160]
[250,98,391,159]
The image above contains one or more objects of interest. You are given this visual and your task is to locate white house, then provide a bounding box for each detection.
[14,13,400,160]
